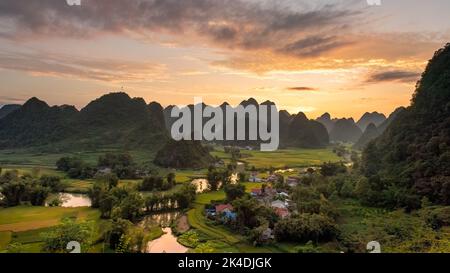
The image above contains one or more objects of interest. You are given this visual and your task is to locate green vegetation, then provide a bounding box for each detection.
[154,139,215,169]
[0,231,11,251]
[361,44,450,207]
[237,148,340,169]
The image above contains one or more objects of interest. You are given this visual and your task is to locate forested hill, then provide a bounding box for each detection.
[0,93,167,151]
[361,43,450,207]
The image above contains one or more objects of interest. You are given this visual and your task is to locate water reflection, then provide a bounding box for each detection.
[191,179,209,193]
[191,174,238,193]
[146,227,188,253]
[140,211,181,228]
[46,193,92,207]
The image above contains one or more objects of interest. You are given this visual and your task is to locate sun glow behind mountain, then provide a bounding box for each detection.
[0,0,449,119]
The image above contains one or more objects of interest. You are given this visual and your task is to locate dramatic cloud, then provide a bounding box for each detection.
[366,70,421,84]
[0,0,361,57]
[0,0,445,76]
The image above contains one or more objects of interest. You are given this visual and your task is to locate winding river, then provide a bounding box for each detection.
[140,211,188,253]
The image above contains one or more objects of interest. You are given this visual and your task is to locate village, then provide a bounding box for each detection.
[202,166,318,242]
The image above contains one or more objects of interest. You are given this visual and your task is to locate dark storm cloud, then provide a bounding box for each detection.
[0,0,360,57]
[366,70,421,83]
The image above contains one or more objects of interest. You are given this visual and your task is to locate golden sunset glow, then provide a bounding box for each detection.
[1,0,449,119]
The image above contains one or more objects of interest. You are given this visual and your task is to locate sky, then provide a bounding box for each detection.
[0,0,449,119]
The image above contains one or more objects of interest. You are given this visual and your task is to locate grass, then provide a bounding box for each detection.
[63,179,94,193]
[0,231,12,251]
[0,206,99,232]
[0,148,155,167]
[0,206,101,253]
[2,166,65,177]
[238,148,340,169]
[171,169,207,183]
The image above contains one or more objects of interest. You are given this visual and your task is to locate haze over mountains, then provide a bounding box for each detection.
[0,93,402,152]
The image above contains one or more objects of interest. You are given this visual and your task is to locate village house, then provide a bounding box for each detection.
[271,200,288,209]
[249,172,262,182]
[205,208,216,218]
[221,208,237,223]
[96,167,112,175]
[251,188,263,197]
[215,204,233,213]
[266,174,279,183]
[286,176,300,187]
[274,207,290,219]
[277,191,290,199]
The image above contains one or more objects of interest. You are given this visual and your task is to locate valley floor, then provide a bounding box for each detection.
[0,147,449,253]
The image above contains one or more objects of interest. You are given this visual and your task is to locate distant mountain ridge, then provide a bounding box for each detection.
[0,92,400,152]
[316,109,401,145]
[356,112,386,132]
[163,98,329,149]
[0,104,21,119]
[0,93,167,150]
[329,118,362,143]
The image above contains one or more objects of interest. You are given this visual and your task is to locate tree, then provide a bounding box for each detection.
[27,183,50,206]
[207,166,221,191]
[56,157,95,179]
[174,184,197,209]
[167,172,176,188]
[238,172,248,183]
[88,181,109,208]
[232,196,263,230]
[224,184,246,202]
[99,192,117,219]
[108,218,132,250]
[39,175,65,192]
[320,162,347,177]
[274,214,339,243]
[96,173,119,189]
[115,192,144,221]
[139,175,165,191]
[41,218,93,253]
[1,179,26,206]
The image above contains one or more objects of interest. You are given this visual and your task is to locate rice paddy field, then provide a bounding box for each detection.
[0,206,102,253]
[239,148,340,169]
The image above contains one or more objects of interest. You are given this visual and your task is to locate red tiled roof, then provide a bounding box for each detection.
[274,208,290,218]
[216,204,233,213]
[251,189,262,194]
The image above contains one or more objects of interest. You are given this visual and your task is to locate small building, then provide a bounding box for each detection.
[266,174,278,183]
[222,209,237,222]
[286,176,300,187]
[277,191,290,199]
[265,187,278,198]
[249,174,262,183]
[274,207,290,219]
[271,200,288,209]
[205,208,216,218]
[251,188,262,197]
[215,204,233,214]
[97,167,112,175]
